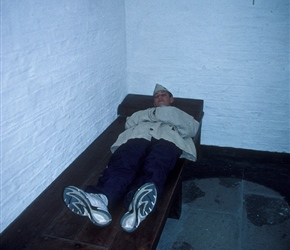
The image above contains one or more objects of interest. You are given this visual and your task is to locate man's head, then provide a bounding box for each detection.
[153,84,174,107]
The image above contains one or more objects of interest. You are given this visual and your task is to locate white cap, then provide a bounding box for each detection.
[153,84,171,95]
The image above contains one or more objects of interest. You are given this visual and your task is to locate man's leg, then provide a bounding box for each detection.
[142,138,182,194]
[124,138,182,201]
[85,138,150,206]
[63,138,150,227]
[120,139,182,232]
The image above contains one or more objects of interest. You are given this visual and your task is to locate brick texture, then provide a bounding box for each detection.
[1,0,289,234]
[125,0,290,153]
[1,0,126,232]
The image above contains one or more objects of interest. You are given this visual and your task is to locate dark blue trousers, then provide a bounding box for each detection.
[86,138,182,208]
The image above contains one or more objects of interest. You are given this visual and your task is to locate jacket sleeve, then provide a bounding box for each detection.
[125,109,154,129]
[151,106,199,138]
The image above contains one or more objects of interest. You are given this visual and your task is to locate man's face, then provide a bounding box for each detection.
[153,90,174,107]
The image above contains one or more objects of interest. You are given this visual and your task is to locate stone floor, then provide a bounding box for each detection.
[157,145,290,250]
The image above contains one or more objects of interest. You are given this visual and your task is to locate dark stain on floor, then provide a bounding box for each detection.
[182,180,205,203]
[172,241,194,250]
[219,177,240,188]
[183,145,290,205]
[245,194,290,227]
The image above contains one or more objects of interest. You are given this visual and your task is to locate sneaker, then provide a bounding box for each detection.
[120,182,157,233]
[63,186,112,226]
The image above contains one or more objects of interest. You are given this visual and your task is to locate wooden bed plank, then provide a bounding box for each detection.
[118,94,204,121]
[1,94,204,250]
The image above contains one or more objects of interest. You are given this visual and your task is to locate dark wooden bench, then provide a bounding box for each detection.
[1,94,204,250]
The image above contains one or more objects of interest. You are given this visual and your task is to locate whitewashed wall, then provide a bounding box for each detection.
[125,0,290,153]
[1,0,127,232]
[1,0,289,234]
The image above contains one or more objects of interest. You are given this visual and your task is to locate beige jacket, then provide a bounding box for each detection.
[111,106,200,161]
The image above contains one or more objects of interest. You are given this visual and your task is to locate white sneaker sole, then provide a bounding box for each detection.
[63,186,112,227]
[120,183,157,232]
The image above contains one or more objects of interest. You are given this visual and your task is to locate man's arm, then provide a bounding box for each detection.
[125,109,153,129]
[150,106,199,138]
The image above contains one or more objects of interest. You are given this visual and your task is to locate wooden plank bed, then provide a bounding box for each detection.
[1,94,204,250]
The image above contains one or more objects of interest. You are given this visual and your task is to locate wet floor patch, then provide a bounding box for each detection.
[182,180,205,203]
[171,241,194,250]
[245,194,290,227]
[157,178,290,250]
[182,178,242,213]
[219,177,240,188]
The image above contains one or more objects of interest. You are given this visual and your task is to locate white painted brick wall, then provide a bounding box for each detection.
[1,0,127,232]
[1,0,289,234]
[125,0,290,153]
